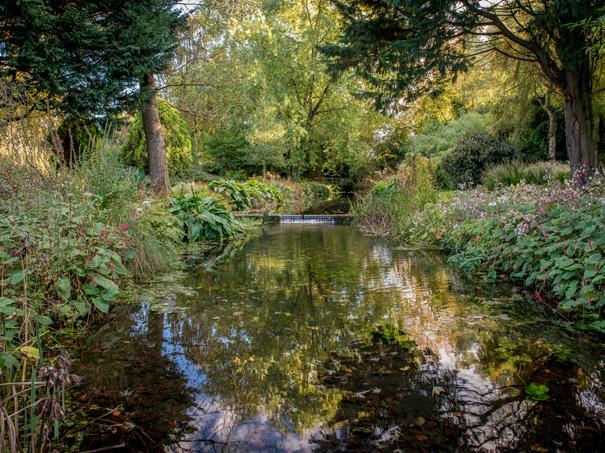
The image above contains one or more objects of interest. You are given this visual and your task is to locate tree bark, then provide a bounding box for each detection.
[141,74,170,194]
[563,61,600,183]
[537,89,557,161]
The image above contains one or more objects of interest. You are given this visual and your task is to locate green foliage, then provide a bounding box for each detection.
[483,161,569,191]
[352,156,437,240]
[1,1,186,120]
[525,382,550,401]
[170,192,243,242]
[440,132,519,189]
[244,180,285,210]
[203,128,252,175]
[122,100,193,176]
[407,111,493,157]
[208,180,251,211]
[0,191,131,328]
[208,179,286,212]
[170,1,392,180]
[302,182,332,204]
[448,199,605,319]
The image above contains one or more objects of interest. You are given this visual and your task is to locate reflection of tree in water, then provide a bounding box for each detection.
[69,225,605,451]
[65,306,196,451]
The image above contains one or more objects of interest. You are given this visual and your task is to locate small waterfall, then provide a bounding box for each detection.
[278,215,347,224]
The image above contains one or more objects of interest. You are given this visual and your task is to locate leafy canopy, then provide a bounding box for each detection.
[0,0,186,121]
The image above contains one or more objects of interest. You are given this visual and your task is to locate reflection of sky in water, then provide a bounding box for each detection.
[158,312,318,452]
[131,225,605,451]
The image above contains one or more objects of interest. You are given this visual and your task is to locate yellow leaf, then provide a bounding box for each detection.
[19,346,40,361]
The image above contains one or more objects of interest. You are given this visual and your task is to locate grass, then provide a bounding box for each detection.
[482,160,569,190]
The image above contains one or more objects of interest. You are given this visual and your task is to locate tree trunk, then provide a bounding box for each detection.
[546,109,557,161]
[563,61,600,183]
[141,74,170,194]
[538,89,557,160]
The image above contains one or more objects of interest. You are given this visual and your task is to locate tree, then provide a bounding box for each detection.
[323,0,603,181]
[1,0,186,192]
[170,0,393,179]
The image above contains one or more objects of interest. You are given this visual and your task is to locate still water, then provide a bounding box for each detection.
[71,225,605,451]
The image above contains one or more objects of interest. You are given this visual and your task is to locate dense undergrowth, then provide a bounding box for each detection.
[353,158,605,331]
[0,139,249,450]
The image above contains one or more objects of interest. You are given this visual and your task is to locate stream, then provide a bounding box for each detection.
[68,224,605,452]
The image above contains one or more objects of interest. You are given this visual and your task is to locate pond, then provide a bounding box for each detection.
[67,224,605,452]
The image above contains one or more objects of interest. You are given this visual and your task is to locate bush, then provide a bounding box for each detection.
[302,182,331,202]
[482,160,569,190]
[440,132,519,189]
[208,179,286,212]
[407,111,493,157]
[208,180,251,210]
[352,156,437,240]
[446,199,605,328]
[244,179,285,210]
[122,100,193,176]
[170,192,243,242]
[408,179,605,330]
[202,128,251,175]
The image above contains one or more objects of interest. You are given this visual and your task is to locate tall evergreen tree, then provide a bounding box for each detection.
[322,0,603,181]
[0,0,186,192]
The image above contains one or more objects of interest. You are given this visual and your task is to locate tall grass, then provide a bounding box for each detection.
[352,156,438,241]
[482,160,569,190]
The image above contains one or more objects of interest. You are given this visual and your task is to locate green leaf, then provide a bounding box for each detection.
[83,283,100,296]
[93,275,118,292]
[9,270,24,285]
[0,352,19,370]
[565,283,577,300]
[57,276,71,301]
[0,297,14,307]
[92,297,109,314]
[525,382,549,401]
[35,315,53,326]
[19,346,40,361]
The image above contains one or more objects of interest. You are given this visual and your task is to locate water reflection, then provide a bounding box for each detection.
[72,225,605,451]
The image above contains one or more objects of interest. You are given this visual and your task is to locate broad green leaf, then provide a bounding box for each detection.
[57,276,71,301]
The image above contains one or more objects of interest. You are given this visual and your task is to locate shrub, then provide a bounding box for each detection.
[407,111,493,157]
[244,179,285,210]
[170,192,244,242]
[208,179,286,212]
[352,156,437,240]
[53,117,100,164]
[447,199,605,327]
[208,180,251,210]
[408,178,605,329]
[122,100,193,176]
[202,128,251,175]
[482,160,569,190]
[440,132,519,189]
